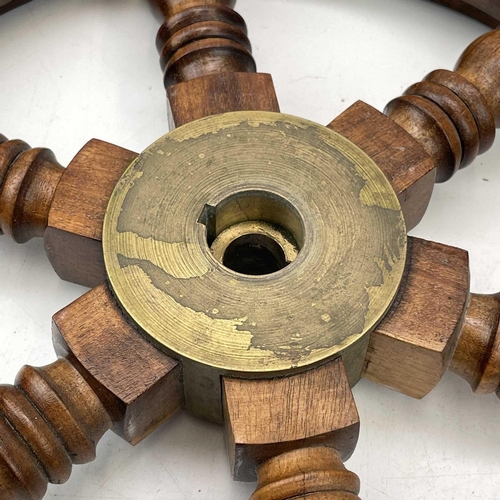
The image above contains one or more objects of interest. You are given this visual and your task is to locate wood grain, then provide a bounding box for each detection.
[329,101,435,230]
[0,358,112,500]
[168,72,280,127]
[405,81,480,168]
[450,292,500,396]
[159,20,251,71]
[386,94,462,182]
[0,136,64,243]
[425,70,495,154]
[44,139,137,288]
[363,237,470,398]
[52,283,184,444]
[223,358,359,482]
[164,38,255,87]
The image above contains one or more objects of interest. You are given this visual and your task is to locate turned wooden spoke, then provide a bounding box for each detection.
[0,136,64,243]
[364,239,500,402]
[45,140,138,287]
[53,284,184,443]
[330,29,500,233]
[154,0,254,87]
[432,0,500,27]
[386,30,500,183]
[0,358,112,500]
[0,284,184,499]
[363,237,470,398]
[223,358,362,499]
[450,292,500,397]
[154,0,280,127]
[0,136,137,287]
[252,448,361,500]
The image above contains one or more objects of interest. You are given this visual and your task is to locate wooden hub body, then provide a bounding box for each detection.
[103,111,407,421]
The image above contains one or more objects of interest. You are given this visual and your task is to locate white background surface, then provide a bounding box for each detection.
[0,1,499,499]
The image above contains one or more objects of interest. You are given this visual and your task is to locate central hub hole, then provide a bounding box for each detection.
[222,234,288,275]
[199,191,305,277]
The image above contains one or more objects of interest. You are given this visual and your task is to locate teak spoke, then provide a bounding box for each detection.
[251,447,361,500]
[386,29,500,183]
[0,284,184,499]
[330,29,500,229]
[0,135,64,243]
[363,237,470,398]
[153,0,280,127]
[365,237,500,402]
[0,358,112,500]
[45,140,138,288]
[52,283,184,443]
[450,292,500,397]
[0,137,137,287]
[223,359,361,499]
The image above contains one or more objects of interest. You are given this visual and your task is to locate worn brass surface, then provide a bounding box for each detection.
[103,111,407,421]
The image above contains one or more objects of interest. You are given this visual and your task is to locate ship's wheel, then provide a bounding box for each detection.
[0,1,499,499]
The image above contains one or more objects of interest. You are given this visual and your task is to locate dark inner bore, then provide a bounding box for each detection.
[222,234,288,276]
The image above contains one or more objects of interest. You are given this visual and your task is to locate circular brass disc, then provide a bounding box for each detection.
[103,111,406,420]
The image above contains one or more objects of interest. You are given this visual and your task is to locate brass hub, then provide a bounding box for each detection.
[103,111,407,421]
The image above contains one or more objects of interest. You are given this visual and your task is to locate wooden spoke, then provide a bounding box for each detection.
[167,72,280,127]
[154,0,254,86]
[365,237,500,403]
[52,283,184,443]
[450,292,500,397]
[329,103,435,231]
[386,29,500,183]
[223,358,362,499]
[251,447,361,500]
[0,284,184,499]
[330,29,500,230]
[45,140,138,287]
[153,0,280,127]
[0,358,112,499]
[0,136,137,287]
